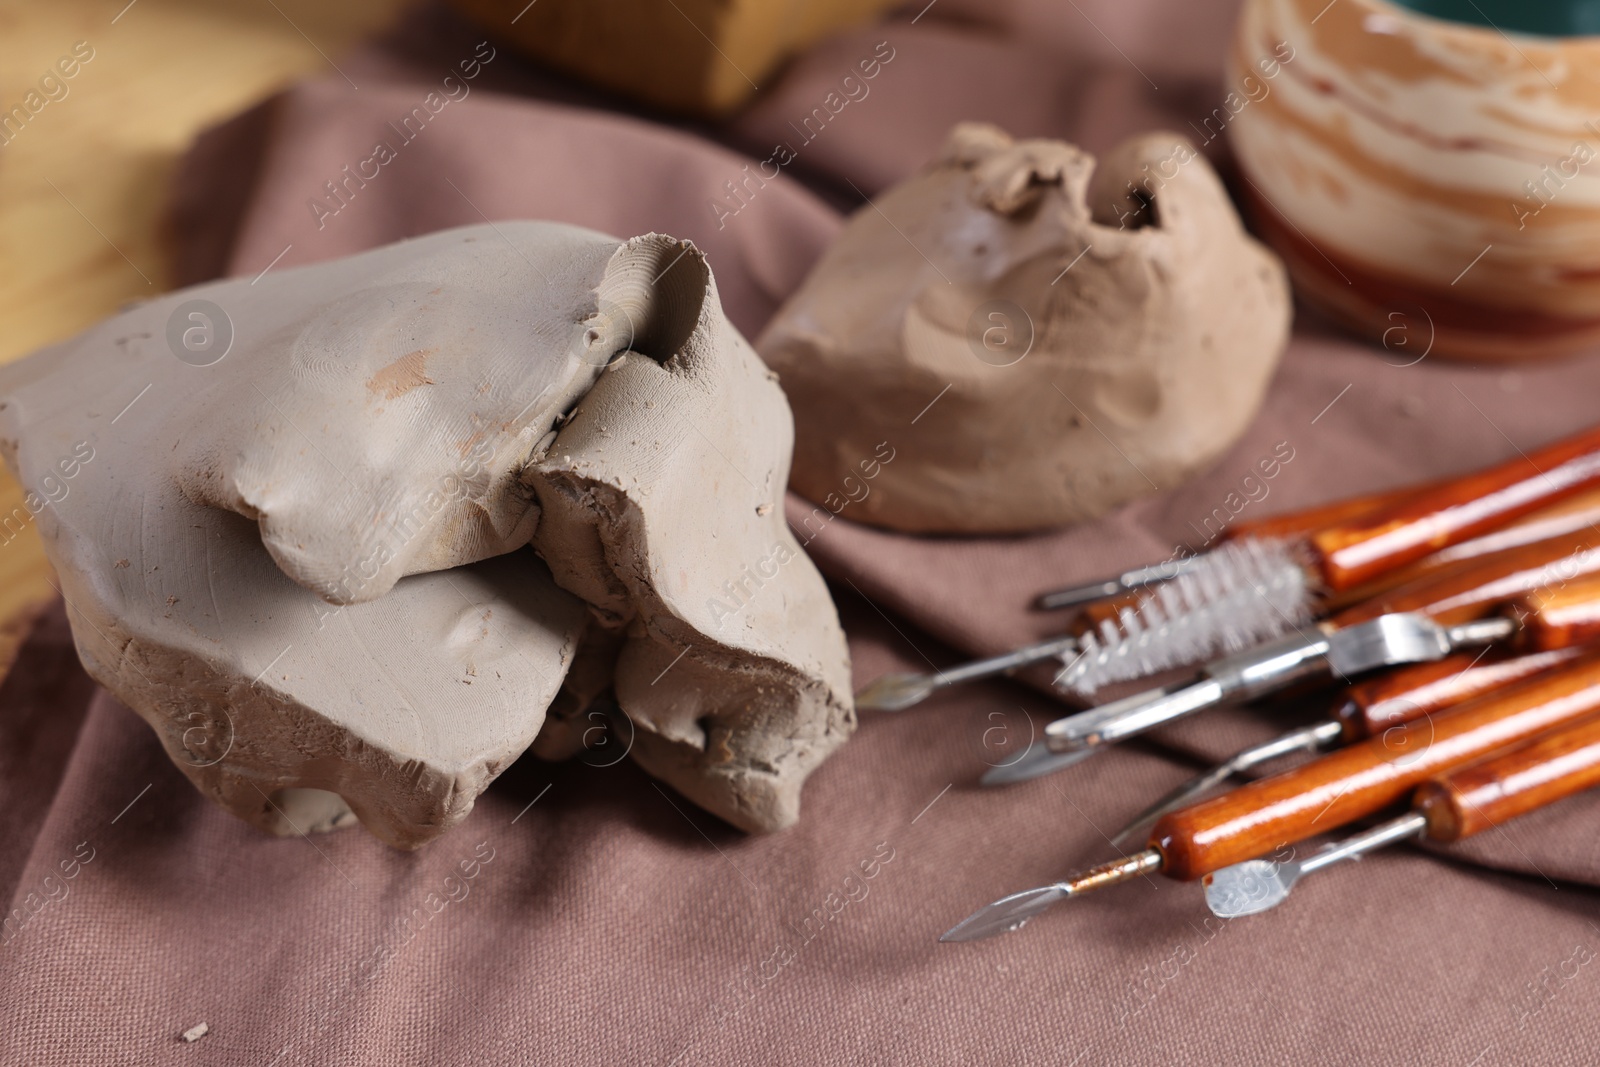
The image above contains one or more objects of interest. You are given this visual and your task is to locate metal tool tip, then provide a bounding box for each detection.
[978,743,1098,787]
[940,885,1069,943]
[1203,860,1292,918]
[942,850,1164,942]
[852,673,934,713]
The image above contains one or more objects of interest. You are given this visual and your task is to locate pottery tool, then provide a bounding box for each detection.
[860,488,1600,714]
[1035,479,1431,610]
[853,635,1080,712]
[1318,484,1600,613]
[1044,533,1600,759]
[992,531,1600,785]
[1107,645,1586,846]
[1205,710,1600,918]
[1050,425,1600,694]
[941,653,1600,941]
[857,538,1296,712]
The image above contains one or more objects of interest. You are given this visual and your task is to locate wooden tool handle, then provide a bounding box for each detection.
[1333,527,1600,627]
[1151,654,1600,880]
[1512,572,1600,651]
[1322,485,1600,613]
[1416,712,1600,841]
[1332,647,1586,740]
[1222,482,1435,543]
[1310,424,1600,591]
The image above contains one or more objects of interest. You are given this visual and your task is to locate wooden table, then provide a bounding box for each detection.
[0,0,407,676]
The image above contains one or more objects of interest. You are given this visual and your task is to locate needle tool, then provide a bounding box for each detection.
[1035,479,1433,610]
[1038,423,1600,615]
[854,634,1079,712]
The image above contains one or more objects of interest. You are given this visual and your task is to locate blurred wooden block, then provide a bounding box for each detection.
[451,0,902,115]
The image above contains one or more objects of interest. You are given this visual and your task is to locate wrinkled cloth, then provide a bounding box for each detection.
[7,2,1600,1064]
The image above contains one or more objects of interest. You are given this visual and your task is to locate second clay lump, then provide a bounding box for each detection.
[758,122,1292,534]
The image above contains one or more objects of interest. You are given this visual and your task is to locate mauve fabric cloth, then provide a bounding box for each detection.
[7,2,1600,1064]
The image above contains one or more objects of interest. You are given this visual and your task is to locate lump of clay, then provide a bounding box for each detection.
[757,122,1292,534]
[0,222,852,846]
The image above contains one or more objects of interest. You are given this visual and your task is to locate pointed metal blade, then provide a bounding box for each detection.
[1034,578,1127,611]
[853,673,937,712]
[1203,859,1297,918]
[1044,679,1225,751]
[979,743,1097,786]
[939,884,1069,942]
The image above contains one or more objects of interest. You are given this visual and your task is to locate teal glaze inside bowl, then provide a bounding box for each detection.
[1391,0,1600,35]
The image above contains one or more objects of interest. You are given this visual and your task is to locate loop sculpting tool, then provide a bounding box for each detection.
[1107,646,1585,846]
[941,654,1600,941]
[1044,537,1600,759]
[1205,710,1600,918]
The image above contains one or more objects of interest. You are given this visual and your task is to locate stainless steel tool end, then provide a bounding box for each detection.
[978,743,1098,786]
[940,885,1070,942]
[853,673,937,712]
[1044,680,1225,752]
[1203,859,1298,918]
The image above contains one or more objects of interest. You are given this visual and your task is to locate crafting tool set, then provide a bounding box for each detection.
[916,426,1600,942]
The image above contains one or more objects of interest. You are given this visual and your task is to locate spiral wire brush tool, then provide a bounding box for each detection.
[1049,424,1600,695]
[1045,534,1600,761]
[855,484,1600,713]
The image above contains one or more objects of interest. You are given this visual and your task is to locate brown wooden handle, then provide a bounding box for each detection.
[1512,571,1600,651]
[1322,485,1600,613]
[1332,527,1600,627]
[1151,653,1600,880]
[1221,482,1438,543]
[1310,424,1600,591]
[1332,647,1587,740]
[1416,712,1600,841]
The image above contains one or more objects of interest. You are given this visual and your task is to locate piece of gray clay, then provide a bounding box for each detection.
[758,122,1292,534]
[0,222,852,846]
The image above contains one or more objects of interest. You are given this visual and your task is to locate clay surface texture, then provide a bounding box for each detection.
[0,222,852,847]
[758,122,1292,534]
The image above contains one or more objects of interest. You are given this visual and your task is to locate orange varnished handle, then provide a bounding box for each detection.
[1086,486,1600,631]
[1511,571,1600,651]
[1310,424,1600,591]
[1220,481,1439,543]
[1417,712,1600,841]
[1332,527,1600,627]
[1322,484,1600,612]
[1151,653,1600,880]
[1332,647,1586,741]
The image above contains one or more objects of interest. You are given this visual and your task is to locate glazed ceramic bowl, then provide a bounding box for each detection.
[1229,0,1600,360]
